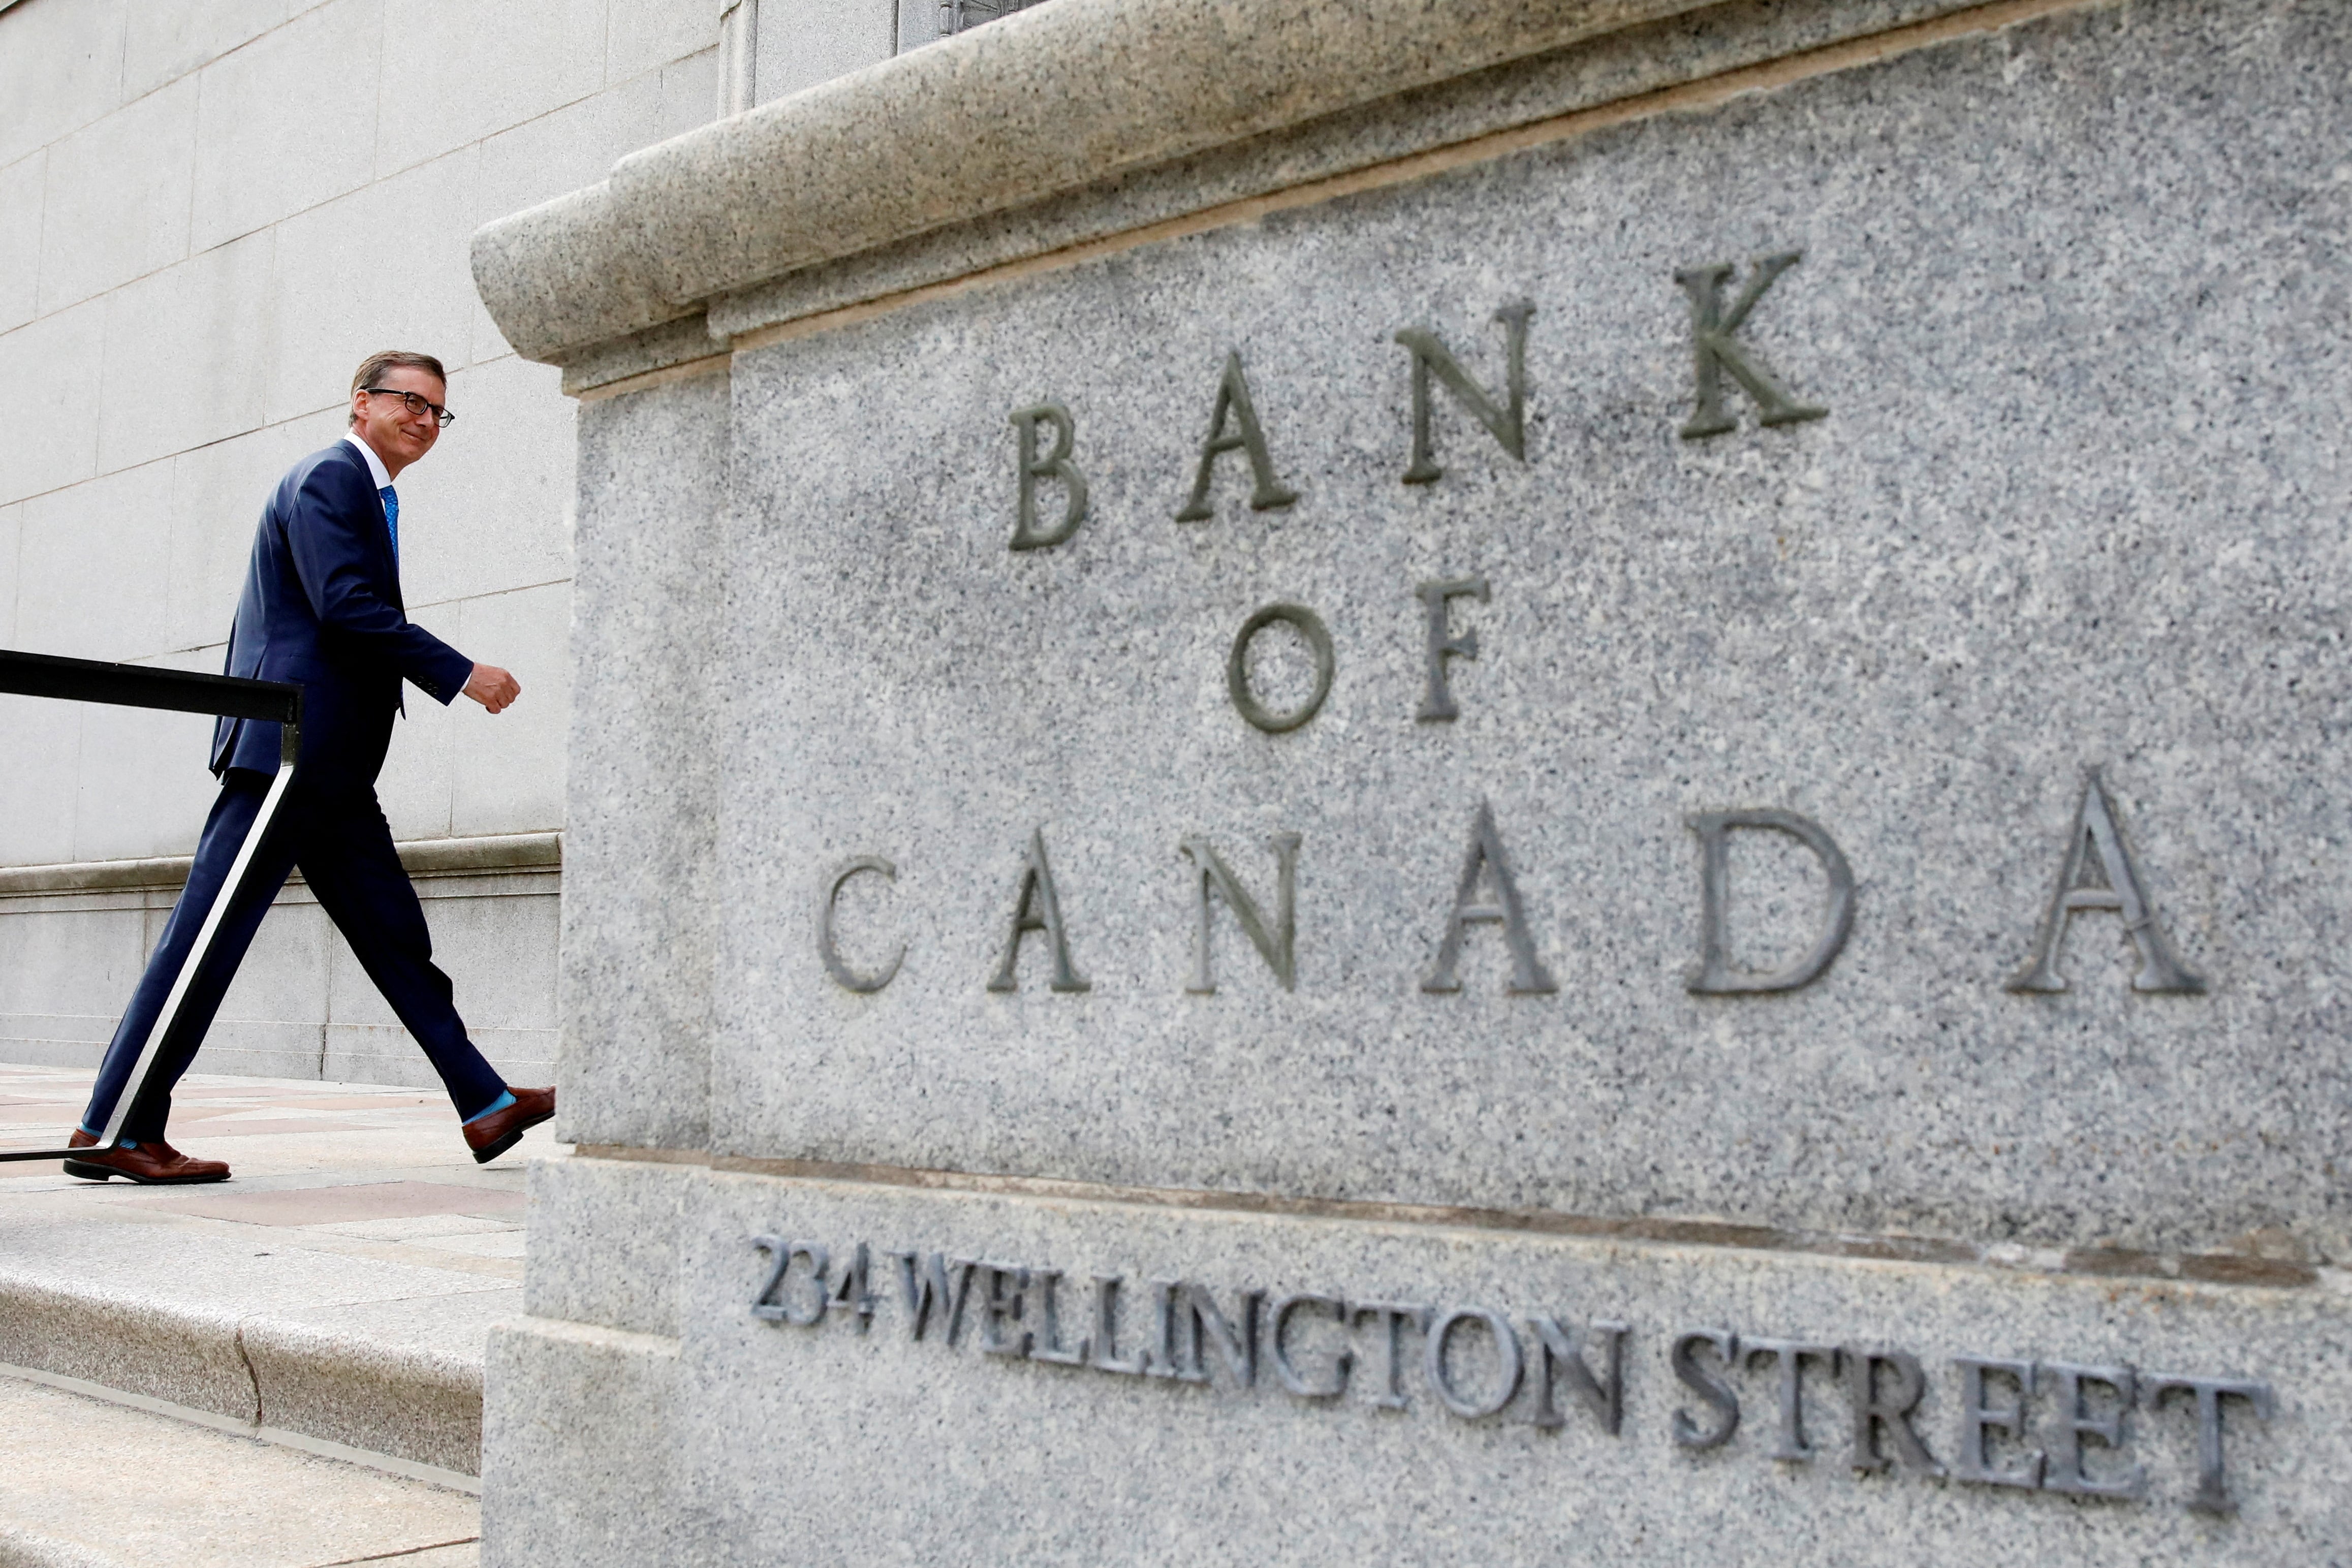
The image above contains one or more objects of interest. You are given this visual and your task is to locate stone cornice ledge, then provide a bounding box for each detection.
[473,0,1723,365]
[568,1146,2329,1289]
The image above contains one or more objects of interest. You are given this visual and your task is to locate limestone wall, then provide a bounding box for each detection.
[0,0,906,1087]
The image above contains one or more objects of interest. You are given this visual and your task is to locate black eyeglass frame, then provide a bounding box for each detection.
[360,386,458,427]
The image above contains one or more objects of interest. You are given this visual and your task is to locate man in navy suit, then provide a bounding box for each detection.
[66,350,553,1184]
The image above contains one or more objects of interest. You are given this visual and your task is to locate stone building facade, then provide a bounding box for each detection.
[0,0,911,1091]
[472,0,2351,1557]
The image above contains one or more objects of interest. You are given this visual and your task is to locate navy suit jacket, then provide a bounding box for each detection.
[209,441,473,793]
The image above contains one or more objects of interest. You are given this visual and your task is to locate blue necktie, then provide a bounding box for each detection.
[380,486,399,564]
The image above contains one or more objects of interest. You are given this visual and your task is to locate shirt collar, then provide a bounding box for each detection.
[342,432,393,490]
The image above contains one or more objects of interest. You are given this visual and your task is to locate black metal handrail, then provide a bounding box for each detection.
[0,648,299,722]
[0,649,301,1163]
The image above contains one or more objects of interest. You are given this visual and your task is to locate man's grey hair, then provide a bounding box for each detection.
[349,350,448,426]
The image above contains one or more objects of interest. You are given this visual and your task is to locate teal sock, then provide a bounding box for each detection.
[463,1090,517,1126]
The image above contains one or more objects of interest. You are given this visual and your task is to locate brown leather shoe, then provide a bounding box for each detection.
[464,1086,554,1165]
[63,1128,230,1185]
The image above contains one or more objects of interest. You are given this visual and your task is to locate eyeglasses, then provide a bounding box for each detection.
[361,387,457,428]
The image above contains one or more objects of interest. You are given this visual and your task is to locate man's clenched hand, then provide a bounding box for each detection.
[463,664,521,714]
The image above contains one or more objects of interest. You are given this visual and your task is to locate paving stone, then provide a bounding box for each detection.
[0,1064,562,1478]
[0,1372,478,1568]
[131,1181,527,1228]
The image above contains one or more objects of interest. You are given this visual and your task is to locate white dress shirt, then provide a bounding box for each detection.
[342,431,392,492]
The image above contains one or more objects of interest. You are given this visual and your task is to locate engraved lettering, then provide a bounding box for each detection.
[975,1260,1031,1358]
[1670,1329,1741,1449]
[826,1240,876,1333]
[1395,301,1534,483]
[1182,1282,1262,1389]
[1352,1302,1432,1411]
[1952,1357,2043,1488]
[1744,1338,1837,1461]
[2008,770,2205,994]
[748,1234,791,1323]
[1423,799,1558,995]
[817,857,903,993]
[1674,252,1827,439]
[1685,809,1856,994]
[2146,1373,2274,1515]
[1179,833,1300,993]
[890,1250,977,1344]
[1268,1294,1352,1400]
[770,1240,829,1327]
[1424,1306,1524,1420]
[1026,1269,1091,1366]
[986,827,1091,993]
[1837,1347,1943,1476]
[1142,1278,1200,1383]
[1226,602,1334,734]
[1415,576,1489,723]
[746,1234,2284,1509]
[1175,350,1298,521]
[2040,1362,2145,1500]
[1526,1316,1627,1435]
[1087,1274,1149,1376]
[1009,402,1087,550]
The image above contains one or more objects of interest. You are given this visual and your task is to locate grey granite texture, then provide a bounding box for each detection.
[556,313,724,400]
[535,1166,2342,1564]
[0,1276,253,1425]
[699,0,2013,355]
[680,0,2352,1261]
[480,1318,681,1568]
[474,0,1765,361]
[469,181,686,371]
[242,1291,511,1475]
[495,1,2352,1562]
[559,368,729,1151]
[522,1154,685,1338]
[0,1212,513,1473]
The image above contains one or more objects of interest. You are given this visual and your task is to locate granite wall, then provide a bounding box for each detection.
[476,0,2352,1558]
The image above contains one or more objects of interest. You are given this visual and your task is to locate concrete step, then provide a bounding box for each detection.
[0,1368,480,1568]
[0,1066,563,1486]
[0,1229,508,1479]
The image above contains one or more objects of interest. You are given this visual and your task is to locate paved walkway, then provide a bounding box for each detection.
[0,1063,537,1281]
[0,1374,483,1567]
[0,1063,562,1567]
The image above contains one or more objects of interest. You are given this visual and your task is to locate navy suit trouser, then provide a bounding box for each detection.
[80,769,509,1142]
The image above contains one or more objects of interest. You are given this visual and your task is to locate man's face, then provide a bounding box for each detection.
[350,365,447,473]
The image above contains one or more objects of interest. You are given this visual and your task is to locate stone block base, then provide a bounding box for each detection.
[491,1156,2346,1564]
